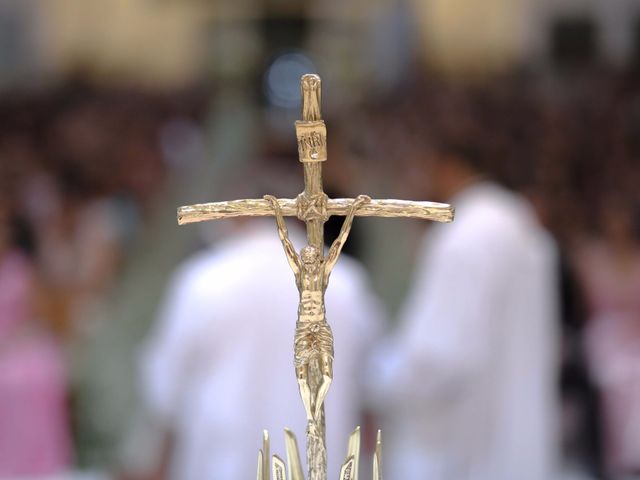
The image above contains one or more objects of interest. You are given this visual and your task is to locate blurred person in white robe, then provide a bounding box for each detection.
[367,117,560,480]
[138,217,383,480]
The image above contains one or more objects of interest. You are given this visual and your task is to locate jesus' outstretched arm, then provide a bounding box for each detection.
[324,195,370,280]
[264,195,301,276]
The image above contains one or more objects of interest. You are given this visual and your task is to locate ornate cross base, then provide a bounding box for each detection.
[257,427,382,480]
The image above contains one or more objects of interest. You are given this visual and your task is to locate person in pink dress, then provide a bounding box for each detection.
[0,212,73,477]
[575,197,640,477]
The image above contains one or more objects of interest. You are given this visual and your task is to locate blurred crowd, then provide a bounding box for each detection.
[0,82,204,477]
[1,62,640,480]
[346,67,640,242]
[344,66,640,479]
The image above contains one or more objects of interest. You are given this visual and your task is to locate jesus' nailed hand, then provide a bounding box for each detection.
[263,194,371,424]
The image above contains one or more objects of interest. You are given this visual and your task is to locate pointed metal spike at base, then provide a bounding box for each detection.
[258,430,271,480]
[272,454,287,480]
[256,427,383,480]
[284,428,305,480]
[257,450,265,480]
[345,426,361,480]
[372,430,383,480]
[339,455,356,480]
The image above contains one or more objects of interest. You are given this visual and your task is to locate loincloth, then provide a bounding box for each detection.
[294,320,334,368]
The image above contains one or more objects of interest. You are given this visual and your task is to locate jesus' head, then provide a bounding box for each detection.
[300,245,321,271]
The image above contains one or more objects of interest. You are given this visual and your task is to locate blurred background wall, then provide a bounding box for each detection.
[3,0,640,85]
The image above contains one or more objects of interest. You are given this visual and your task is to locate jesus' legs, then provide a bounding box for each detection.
[296,364,314,422]
[313,354,333,421]
[296,357,333,424]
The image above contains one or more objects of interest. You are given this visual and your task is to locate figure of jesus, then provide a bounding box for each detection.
[264,194,370,424]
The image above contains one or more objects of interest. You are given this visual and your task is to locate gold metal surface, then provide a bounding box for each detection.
[346,427,361,480]
[372,431,382,480]
[263,431,270,480]
[177,73,455,479]
[178,198,453,225]
[273,455,287,480]
[285,428,305,480]
[258,428,373,480]
[339,456,355,480]
[258,450,264,480]
[296,120,327,163]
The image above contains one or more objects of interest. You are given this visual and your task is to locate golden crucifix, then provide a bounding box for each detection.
[177,74,454,480]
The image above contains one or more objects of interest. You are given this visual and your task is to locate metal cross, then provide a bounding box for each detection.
[177,74,454,480]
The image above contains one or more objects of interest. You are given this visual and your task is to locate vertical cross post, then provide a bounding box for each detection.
[296,74,328,250]
[295,74,330,480]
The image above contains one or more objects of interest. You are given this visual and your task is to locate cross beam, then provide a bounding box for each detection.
[177,198,453,224]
